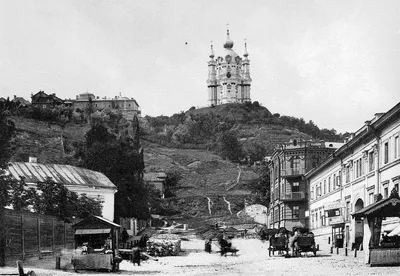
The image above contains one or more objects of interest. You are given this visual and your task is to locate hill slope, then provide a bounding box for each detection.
[8,103,341,224]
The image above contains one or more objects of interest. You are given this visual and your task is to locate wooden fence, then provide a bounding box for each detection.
[0,209,74,266]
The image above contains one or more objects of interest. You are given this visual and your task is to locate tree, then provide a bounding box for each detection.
[246,166,270,206]
[8,178,36,211]
[164,169,182,197]
[0,110,15,266]
[217,131,244,162]
[32,177,102,221]
[79,121,149,219]
[246,142,267,164]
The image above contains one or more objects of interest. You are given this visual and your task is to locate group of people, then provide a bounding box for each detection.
[271,228,315,257]
[204,235,234,255]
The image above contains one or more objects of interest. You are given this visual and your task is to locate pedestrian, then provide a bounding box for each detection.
[132,247,141,266]
[122,228,129,248]
[205,238,212,253]
[289,229,300,257]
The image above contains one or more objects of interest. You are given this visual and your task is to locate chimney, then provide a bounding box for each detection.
[374,113,384,120]
[29,157,37,163]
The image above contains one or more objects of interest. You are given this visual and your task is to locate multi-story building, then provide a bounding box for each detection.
[31,91,64,109]
[207,29,251,106]
[268,139,342,230]
[73,92,141,119]
[306,102,400,251]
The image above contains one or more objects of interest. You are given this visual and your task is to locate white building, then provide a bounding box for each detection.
[207,29,251,106]
[306,102,400,251]
[7,159,117,221]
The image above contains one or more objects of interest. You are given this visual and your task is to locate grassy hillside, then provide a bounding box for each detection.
[8,103,345,224]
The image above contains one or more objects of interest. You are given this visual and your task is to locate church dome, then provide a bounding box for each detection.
[222,30,239,63]
[223,30,234,49]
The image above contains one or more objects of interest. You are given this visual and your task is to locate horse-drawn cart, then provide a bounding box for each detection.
[268,236,289,256]
[294,236,317,257]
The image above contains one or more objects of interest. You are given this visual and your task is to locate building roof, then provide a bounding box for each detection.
[8,162,116,190]
[143,172,167,182]
[231,224,257,230]
[72,215,121,229]
[352,189,400,219]
[306,102,400,179]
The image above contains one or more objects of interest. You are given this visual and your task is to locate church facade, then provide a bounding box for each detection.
[207,30,252,106]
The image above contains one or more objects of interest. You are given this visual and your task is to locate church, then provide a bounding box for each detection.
[207,29,252,106]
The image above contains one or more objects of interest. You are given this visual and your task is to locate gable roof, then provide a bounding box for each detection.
[72,215,120,229]
[8,162,116,190]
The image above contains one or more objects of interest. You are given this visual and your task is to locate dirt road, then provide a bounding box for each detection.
[1,238,399,276]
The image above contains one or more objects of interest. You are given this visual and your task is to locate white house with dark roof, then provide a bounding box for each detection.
[7,159,117,221]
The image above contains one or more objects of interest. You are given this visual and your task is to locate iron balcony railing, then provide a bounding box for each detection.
[280,191,306,201]
[281,167,306,178]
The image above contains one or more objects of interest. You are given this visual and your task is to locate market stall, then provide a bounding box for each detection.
[71,215,121,271]
[352,189,400,266]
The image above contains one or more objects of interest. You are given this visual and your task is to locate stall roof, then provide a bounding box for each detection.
[72,215,121,229]
[352,189,400,219]
[75,229,111,235]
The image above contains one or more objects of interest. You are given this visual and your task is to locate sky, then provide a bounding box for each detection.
[1,0,400,133]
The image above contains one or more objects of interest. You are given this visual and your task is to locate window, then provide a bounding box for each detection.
[395,136,399,159]
[395,184,399,195]
[384,187,389,199]
[320,211,325,226]
[345,166,350,183]
[369,192,374,205]
[311,187,314,200]
[292,182,299,192]
[293,206,299,219]
[311,213,315,229]
[328,177,331,193]
[323,180,326,194]
[333,174,336,190]
[345,201,351,221]
[281,205,284,220]
[384,142,389,164]
[369,151,374,172]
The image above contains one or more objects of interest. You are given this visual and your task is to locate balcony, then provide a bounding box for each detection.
[281,167,305,178]
[281,192,307,201]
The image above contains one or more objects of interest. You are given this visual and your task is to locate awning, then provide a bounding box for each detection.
[382,223,399,233]
[387,224,400,236]
[75,228,111,235]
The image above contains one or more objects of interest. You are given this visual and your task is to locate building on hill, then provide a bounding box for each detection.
[207,29,251,106]
[268,139,343,230]
[6,158,117,221]
[11,95,30,107]
[143,172,167,198]
[31,91,64,108]
[72,92,141,120]
[305,102,400,253]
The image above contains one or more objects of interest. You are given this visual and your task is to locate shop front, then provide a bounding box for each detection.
[352,189,400,265]
[71,216,121,271]
[325,201,345,248]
